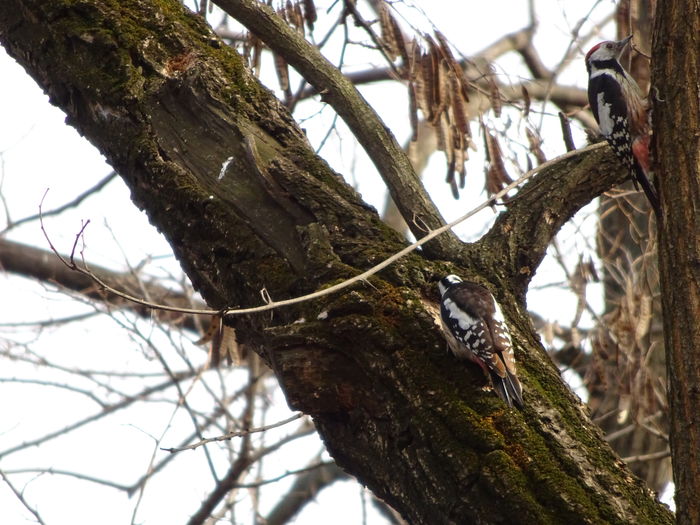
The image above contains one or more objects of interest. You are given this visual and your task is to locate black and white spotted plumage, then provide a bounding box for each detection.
[585,36,660,217]
[438,275,524,408]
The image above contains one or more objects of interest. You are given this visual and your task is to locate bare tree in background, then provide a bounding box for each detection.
[0,0,696,523]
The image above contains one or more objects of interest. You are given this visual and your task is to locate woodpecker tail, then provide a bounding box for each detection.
[490,370,524,409]
[633,161,661,219]
[630,136,661,219]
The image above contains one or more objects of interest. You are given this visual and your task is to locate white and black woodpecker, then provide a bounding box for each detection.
[585,35,660,217]
[438,275,524,408]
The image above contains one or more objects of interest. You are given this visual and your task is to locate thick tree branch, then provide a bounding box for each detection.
[471,142,629,298]
[213,0,460,258]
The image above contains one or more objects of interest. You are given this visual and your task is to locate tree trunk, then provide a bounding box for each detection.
[0,1,673,523]
[653,1,700,523]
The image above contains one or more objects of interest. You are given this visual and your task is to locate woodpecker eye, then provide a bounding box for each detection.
[605,43,613,49]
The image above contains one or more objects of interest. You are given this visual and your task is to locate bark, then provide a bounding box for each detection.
[214,0,460,259]
[653,1,700,523]
[0,1,673,523]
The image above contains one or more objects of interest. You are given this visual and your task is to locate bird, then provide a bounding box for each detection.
[585,35,661,217]
[438,274,523,408]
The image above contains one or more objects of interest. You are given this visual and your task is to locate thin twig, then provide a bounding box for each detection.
[0,378,106,407]
[0,311,100,327]
[3,468,132,492]
[162,412,304,453]
[622,449,670,464]
[0,371,196,459]
[342,0,401,79]
[1,171,117,234]
[233,461,331,489]
[559,111,576,151]
[0,470,48,525]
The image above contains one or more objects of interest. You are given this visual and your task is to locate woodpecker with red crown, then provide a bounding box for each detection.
[585,35,660,217]
[438,275,524,408]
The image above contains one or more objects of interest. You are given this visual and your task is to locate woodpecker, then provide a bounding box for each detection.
[585,35,661,217]
[438,275,524,408]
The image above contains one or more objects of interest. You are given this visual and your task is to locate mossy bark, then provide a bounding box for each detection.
[0,1,673,523]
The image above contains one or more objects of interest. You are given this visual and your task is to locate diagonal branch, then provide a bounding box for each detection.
[0,171,117,234]
[0,471,47,525]
[265,461,348,525]
[470,142,629,297]
[213,0,460,258]
[161,412,304,453]
[0,238,204,332]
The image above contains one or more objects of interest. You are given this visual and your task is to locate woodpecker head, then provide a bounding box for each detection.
[438,274,463,296]
[585,35,632,69]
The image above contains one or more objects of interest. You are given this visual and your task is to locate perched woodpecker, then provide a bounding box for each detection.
[438,275,524,408]
[585,35,661,217]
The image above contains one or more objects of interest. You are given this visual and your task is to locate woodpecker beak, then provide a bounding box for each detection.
[617,35,633,52]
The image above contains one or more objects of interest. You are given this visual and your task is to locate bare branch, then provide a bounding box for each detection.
[0,371,196,459]
[187,451,252,525]
[233,461,334,489]
[0,171,117,234]
[0,377,107,407]
[0,238,205,332]
[265,461,349,525]
[0,470,47,525]
[162,412,304,453]
[186,426,316,525]
[3,468,132,492]
[623,450,671,464]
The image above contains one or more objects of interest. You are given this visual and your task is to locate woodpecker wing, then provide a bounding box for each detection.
[588,72,660,216]
[440,281,523,407]
[485,300,523,408]
[440,284,504,374]
[588,72,634,170]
